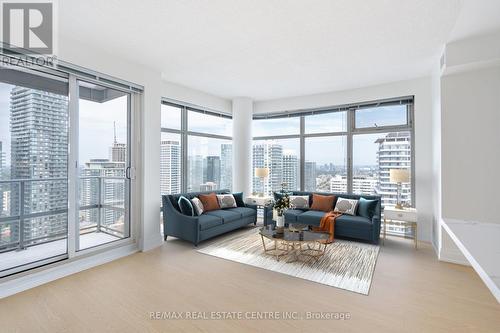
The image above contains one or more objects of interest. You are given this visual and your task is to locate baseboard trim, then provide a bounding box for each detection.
[0,243,138,299]
[439,248,470,266]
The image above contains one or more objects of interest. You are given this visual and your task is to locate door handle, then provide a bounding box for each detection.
[126,167,136,180]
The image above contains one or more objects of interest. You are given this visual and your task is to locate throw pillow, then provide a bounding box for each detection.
[310,194,336,212]
[177,196,194,216]
[357,197,378,219]
[289,195,310,209]
[334,197,359,215]
[232,192,246,207]
[198,193,220,212]
[216,194,237,209]
[191,197,204,216]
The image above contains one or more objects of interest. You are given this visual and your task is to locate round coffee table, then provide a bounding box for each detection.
[259,226,331,262]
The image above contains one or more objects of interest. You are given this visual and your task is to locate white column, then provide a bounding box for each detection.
[139,71,163,251]
[232,97,253,196]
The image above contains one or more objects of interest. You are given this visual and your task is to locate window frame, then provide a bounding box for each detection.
[160,100,233,194]
[252,99,415,207]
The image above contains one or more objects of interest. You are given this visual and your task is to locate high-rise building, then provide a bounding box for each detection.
[160,140,181,195]
[110,143,127,163]
[353,176,379,194]
[199,182,217,191]
[188,155,204,192]
[252,142,283,196]
[329,175,348,193]
[10,87,68,241]
[376,132,412,206]
[220,144,232,191]
[282,152,298,191]
[80,159,125,230]
[204,156,220,187]
[109,122,127,163]
[304,161,317,191]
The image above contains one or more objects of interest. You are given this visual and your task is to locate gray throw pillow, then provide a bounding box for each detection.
[289,195,310,209]
[334,197,359,216]
[216,194,237,209]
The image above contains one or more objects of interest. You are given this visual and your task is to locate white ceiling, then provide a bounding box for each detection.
[59,0,500,101]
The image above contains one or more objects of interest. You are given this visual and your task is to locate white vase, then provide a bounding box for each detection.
[276,215,285,228]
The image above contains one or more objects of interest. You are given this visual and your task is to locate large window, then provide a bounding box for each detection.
[161,102,232,195]
[304,136,347,192]
[252,99,415,227]
[252,138,300,195]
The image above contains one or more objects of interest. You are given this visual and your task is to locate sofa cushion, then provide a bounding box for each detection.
[198,214,223,231]
[226,207,256,218]
[232,192,246,207]
[191,197,204,216]
[334,197,359,215]
[178,196,194,216]
[289,195,310,209]
[357,197,378,219]
[198,193,220,212]
[217,194,237,209]
[335,215,372,230]
[297,210,326,226]
[310,194,336,212]
[205,209,241,223]
[284,209,304,223]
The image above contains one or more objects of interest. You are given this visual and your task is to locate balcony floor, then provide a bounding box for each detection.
[0,232,120,273]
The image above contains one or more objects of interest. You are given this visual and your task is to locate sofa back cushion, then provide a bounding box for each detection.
[198,193,220,212]
[310,194,336,212]
[168,189,230,212]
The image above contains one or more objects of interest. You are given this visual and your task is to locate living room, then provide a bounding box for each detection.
[0,1,499,332]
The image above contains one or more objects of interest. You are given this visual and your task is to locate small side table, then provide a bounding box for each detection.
[383,207,418,249]
[245,196,274,226]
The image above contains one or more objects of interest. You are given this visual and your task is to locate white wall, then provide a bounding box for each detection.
[435,30,500,265]
[162,80,231,114]
[255,78,435,243]
[441,66,500,223]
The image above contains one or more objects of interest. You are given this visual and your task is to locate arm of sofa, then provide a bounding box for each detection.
[162,195,200,245]
[372,216,381,243]
[371,197,382,244]
[245,203,258,210]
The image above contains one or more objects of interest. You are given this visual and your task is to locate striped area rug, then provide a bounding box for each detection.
[197,228,380,295]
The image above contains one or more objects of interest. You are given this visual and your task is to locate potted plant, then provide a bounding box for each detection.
[273,183,290,234]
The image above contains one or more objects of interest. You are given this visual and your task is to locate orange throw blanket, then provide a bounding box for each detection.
[313,211,342,243]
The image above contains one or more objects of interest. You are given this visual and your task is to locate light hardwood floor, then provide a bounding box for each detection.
[1,227,499,333]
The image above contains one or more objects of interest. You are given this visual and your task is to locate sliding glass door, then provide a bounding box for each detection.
[0,65,136,277]
[0,67,70,277]
[77,81,131,251]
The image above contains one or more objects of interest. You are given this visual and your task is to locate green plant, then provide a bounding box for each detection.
[273,182,290,216]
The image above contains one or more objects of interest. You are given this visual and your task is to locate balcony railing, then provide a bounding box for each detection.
[0,176,126,253]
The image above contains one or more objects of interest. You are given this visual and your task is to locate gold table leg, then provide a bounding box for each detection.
[383,217,387,245]
[414,222,418,250]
